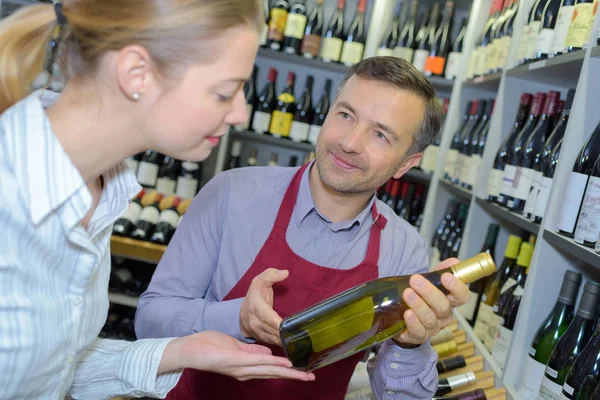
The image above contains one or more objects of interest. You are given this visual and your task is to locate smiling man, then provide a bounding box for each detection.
[135,57,471,400]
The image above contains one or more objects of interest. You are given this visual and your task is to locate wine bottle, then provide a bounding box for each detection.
[377,0,403,56]
[113,190,145,237]
[511,91,559,213]
[385,179,401,210]
[516,0,539,64]
[136,150,163,189]
[455,100,485,185]
[550,0,576,55]
[445,17,467,80]
[440,204,468,261]
[408,185,424,226]
[474,235,522,341]
[269,152,279,167]
[435,372,477,396]
[502,92,546,209]
[260,0,270,47]
[412,4,439,73]
[424,1,455,77]
[234,66,258,132]
[475,0,503,77]
[308,79,331,145]
[321,0,345,63]
[434,389,487,400]
[279,253,497,371]
[289,155,299,167]
[538,281,600,400]
[398,183,416,221]
[557,121,600,237]
[283,0,308,55]
[175,161,202,200]
[562,315,600,399]
[301,0,324,59]
[574,155,600,247]
[131,192,164,241]
[430,199,458,269]
[434,340,458,358]
[485,0,511,74]
[525,0,548,63]
[340,0,367,66]
[564,0,596,53]
[150,197,181,245]
[289,75,313,143]
[379,179,393,204]
[464,100,494,191]
[437,355,466,374]
[445,101,476,182]
[125,152,142,176]
[421,98,450,173]
[247,148,259,167]
[394,0,418,62]
[532,0,563,60]
[267,0,290,51]
[460,99,492,190]
[467,0,496,78]
[534,139,563,224]
[494,0,518,72]
[252,68,278,135]
[269,71,296,138]
[156,156,181,196]
[393,181,409,216]
[518,270,581,398]
[228,141,242,170]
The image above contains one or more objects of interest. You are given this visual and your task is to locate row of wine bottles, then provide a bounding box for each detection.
[112,190,191,246]
[377,177,427,229]
[126,151,203,200]
[420,97,450,174]
[443,99,495,190]
[430,200,470,268]
[108,258,154,298]
[227,141,316,170]
[100,304,136,342]
[239,67,331,144]
[486,89,573,223]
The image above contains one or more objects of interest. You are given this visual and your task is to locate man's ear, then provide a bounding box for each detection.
[392,152,422,179]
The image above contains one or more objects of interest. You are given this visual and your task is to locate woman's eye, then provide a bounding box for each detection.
[217,95,233,102]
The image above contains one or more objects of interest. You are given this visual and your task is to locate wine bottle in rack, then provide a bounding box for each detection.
[525,0,547,64]
[269,71,296,138]
[561,314,600,399]
[574,155,600,247]
[459,99,491,190]
[516,0,537,64]
[260,0,269,47]
[125,152,142,176]
[412,5,438,73]
[308,79,331,145]
[252,68,278,135]
[430,200,458,269]
[228,141,242,170]
[494,0,518,72]
[267,1,290,51]
[518,270,581,398]
[474,0,503,77]
[283,0,308,55]
[376,1,402,57]
[290,75,313,143]
[445,101,475,181]
[408,185,424,226]
[155,156,181,196]
[394,0,418,62]
[113,190,145,237]
[445,17,466,80]
[340,0,367,67]
[321,0,345,63]
[464,100,494,191]
[136,150,163,189]
[421,98,450,173]
[234,66,257,132]
[534,139,563,223]
[564,0,596,53]
[454,100,484,185]
[424,1,454,77]
[131,192,164,241]
[551,0,576,55]
[440,204,468,261]
[301,0,324,59]
[176,161,202,200]
[150,197,181,245]
[538,281,600,400]
[557,120,600,237]
[397,183,416,221]
[435,372,477,396]
[385,179,401,210]
[485,0,510,75]
[269,152,279,167]
[436,355,466,374]
[532,0,563,61]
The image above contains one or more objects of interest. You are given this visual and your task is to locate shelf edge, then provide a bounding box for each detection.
[108,293,139,308]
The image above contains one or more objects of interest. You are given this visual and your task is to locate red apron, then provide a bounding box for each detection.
[166,163,387,400]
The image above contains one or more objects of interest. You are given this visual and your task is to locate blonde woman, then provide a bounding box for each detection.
[0,1,314,399]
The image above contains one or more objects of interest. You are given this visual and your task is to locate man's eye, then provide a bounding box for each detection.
[339,112,351,120]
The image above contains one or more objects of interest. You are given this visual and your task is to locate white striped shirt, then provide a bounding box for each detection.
[0,90,181,399]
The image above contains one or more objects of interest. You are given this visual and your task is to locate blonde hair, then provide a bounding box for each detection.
[0,0,263,113]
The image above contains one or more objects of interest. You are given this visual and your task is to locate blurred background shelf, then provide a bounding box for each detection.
[438,179,473,203]
[475,197,540,235]
[543,230,600,270]
[108,293,139,308]
[463,72,502,91]
[110,236,166,264]
[229,130,316,153]
[505,51,586,87]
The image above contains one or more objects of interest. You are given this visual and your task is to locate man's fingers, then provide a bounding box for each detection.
[255,268,289,287]
[441,273,471,306]
[403,288,439,329]
[434,257,460,271]
[236,342,273,355]
[398,310,427,344]
[234,365,316,381]
[409,275,452,319]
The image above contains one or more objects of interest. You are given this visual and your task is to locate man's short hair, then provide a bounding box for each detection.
[336,56,444,155]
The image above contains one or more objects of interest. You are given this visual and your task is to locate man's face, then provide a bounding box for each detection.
[315,76,426,194]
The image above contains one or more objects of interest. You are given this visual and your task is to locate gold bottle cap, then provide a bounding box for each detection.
[434,340,458,356]
[451,252,497,284]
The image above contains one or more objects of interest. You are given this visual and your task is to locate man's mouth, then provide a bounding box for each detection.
[329,152,360,170]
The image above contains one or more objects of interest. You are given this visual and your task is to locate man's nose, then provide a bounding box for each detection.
[339,127,364,154]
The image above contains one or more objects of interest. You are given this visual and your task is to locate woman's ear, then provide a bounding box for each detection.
[116,44,155,101]
[392,153,423,179]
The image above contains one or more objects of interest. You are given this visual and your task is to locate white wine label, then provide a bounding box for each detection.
[488,168,504,197]
[496,36,511,70]
[502,165,518,198]
[252,110,271,134]
[121,202,142,224]
[467,154,482,187]
[535,176,553,219]
[534,28,555,56]
[176,176,199,200]
[519,356,547,400]
[158,209,179,228]
[260,23,269,46]
[139,206,159,224]
[492,325,513,368]
[476,45,489,76]
[546,367,559,379]
[340,42,365,66]
[530,346,537,357]
[156,177,176,196]
[565,3,594,49]
[467,48,479,79]
[538,375,563,400]
[487,40,500,72]
[445,51,461,80]
[321,37,343,62]
[444,149,459,178]
[552,6,575,53]
[527,21,542,60]
[125,158,139,174]
[557,172,588,234]
[283,13,307,40]
[376,48,394,57]
[574,176,600,244]
[474,303,493,341]
[289,121,310,143]
[421,145,439,173]
[412,49,429,72]
[137,162,159,187]
[525,171,543,217]
[518,24,533,61]
[234,104,253,132]
[513,285,525,297]
[393,46,414,62]
[501,278,518,294]
[563,383,575,396]
[514,167,536,201]
[458,290,479,321]
[308,124,321,145]
[457,153,469,184]
[484,313,503,351]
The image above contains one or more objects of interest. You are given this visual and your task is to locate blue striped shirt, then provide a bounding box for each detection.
[0,90,181,399]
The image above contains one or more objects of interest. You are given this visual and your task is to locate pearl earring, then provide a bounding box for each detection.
[131,93,140,101]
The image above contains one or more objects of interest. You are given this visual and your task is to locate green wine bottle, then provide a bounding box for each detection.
[538,281,600,399]
[562,315,600,399]
[518,270,581,398]
[279,253,497,371]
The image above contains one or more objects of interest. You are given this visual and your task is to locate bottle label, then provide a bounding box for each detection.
[321,37,343,62]
[538,375,563,400]
[518,24,532,61]
[125,158,139,175]
[513,167,536,201]
[158,209,179,228]
[156,177,176,196]
[412,49,429,72]
[234,104,253,132]
[340,41,365,66]
[137,162,159,187]
[530,345,536,357]
[421,145,439,173]
[546,367,559,379]
[376,48,394,57]
[466,154,482,187]
[565,3,594,49]
[444,149,459,178]
[476,45,488,76]
[525,171,543,217]
[393,46,414,62]
[301,34,322,58]
[519,356,548,399]
[458,290,479,321]
[534,28,556,56]
[562,383,575,398]
[487,39,500,71]
[457,153,469,184]
[260,23,269,46]
[308,124,321,145]
[485,312,502,351]
[527,21,542,60]
[496,36,512,69]
[535,176,553,219]
[269,110,294,138]
[283,13,307,40]
[501,277,518,294]
[501,165,518,198]
[492,325,513,368]
[268,8,288,42]
[513,285,524,297]
[176,176,199,200]
[557,172,588,234]
[487,168,504,197]
[252,110,272,134]
[139,206,159,224]
[467,48,479,79]
[289,121,310,143]
[120,202,142,225]
[424,56,446,75]
[552,6,575,53]
[429,247,441,270]
[445,51,461,80]
[574,176,600,243]
[474,303,493,341]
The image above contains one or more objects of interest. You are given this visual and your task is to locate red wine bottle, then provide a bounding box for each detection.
[408,184,425,226]
[136,150,163,189]
[455,100,485,185]
[156,156,181,196]
[574,156,600,247]
[151,197,181,245]
[289,75,313,143]
[267,1,290,51]
[113,190,145,237]
[340,0,367,67]
[445,101,475,182]
[534,139,563,223]
[394,181,410,216]
[424,1,455,77]
[464,100,494,191]
[301,0,324,59]
[283,0,308,54]
[379,179,394,204]
[252,68,278,135]
[308,79,331,145]
[532,0,563,60]
[131,193,163,241]
[458,99,490,189]
[321,0,345,63]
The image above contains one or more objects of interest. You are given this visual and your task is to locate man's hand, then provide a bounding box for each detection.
[160,331,315,381]
[240,268,289,345]
[394,258,471,346]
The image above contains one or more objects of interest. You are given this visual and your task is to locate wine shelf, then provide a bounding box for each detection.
[543,230,600,270]
[438,178,473,203]
[505,51,585,87]
[229,130,316,153]
[110,236,166,264]
[463,72,503,91]
[108,292,139,308]
[591,46,600,58]
[475,197,540,235]
[405,168,432,184]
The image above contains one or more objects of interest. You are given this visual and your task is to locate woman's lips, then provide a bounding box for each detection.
[206,136,220,145]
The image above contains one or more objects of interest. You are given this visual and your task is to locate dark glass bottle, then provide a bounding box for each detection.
[283,0,308,55]
[252,68,278,134]
[321,0,345,63]
[289,75,313,143]
[267,1,290,51]
[308,79,331,145]
[301,0,324,59]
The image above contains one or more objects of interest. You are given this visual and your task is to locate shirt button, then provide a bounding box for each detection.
[386,390,395,395]
[72,296,82,306]
[390,362,399,369]
[393,352,401,358]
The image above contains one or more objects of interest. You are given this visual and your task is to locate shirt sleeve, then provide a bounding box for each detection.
[68,338,181,400]
[135,172,250,342]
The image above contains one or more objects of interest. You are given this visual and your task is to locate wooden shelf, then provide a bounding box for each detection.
[108,292,139,308]
[543,230,600,269]
[463,72,503,91]
[439,178,473,203]
[229,130,316,153]
[110,236,166,264]
[505,51,585,88]
[475,197,540,235]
